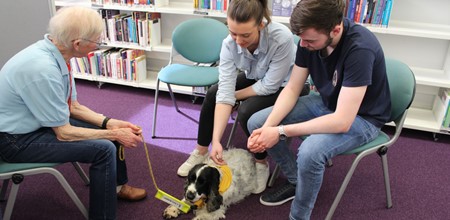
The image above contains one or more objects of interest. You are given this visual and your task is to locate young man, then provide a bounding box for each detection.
[246,0,391,219]
[0,7,146,219]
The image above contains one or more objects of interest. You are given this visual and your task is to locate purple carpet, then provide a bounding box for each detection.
[2,80,450,220]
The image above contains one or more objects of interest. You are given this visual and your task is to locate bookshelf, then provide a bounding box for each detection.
[53,0,450,137]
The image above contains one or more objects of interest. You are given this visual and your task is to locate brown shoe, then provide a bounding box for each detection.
[117,184,147,201]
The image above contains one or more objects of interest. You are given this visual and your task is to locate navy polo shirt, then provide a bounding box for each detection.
[295,18,391,128]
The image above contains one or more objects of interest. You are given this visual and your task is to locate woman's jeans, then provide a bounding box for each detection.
[0,118,129,220]
[247,94,380,220]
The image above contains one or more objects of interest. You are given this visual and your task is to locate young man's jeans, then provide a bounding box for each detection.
[247,94,380,220]
[0,118,128,220]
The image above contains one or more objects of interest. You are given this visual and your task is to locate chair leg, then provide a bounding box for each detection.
[381,154,393,208]
[72,162,90,186]
[3,181,20,220]
[167,84,180,113]
[152,79,161,138]
[268,164,281,187]
[0,179,10,201]
[268,159,332,188]
[325,155,364,220]
[48,168,88,219]
[225,111,239,149]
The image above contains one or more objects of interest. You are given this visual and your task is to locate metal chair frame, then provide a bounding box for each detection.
[0,161,89,220]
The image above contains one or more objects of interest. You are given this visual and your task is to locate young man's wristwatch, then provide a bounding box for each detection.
[278,125,287,141]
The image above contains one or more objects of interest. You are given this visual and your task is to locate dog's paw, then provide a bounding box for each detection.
[163,205,181,219]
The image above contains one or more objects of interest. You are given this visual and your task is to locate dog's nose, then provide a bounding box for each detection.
[186,191,196,200]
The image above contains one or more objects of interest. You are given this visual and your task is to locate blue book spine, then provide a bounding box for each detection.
[375,0,386,25]
[126,17,133,43]
[381,0,393,27]
[217,0,222,11]
[358,0,367,23]
[349,0,357,20]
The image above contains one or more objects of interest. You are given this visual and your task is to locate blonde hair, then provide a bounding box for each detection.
[48,6,103,48]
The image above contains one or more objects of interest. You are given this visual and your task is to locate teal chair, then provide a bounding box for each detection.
[0,160,89,219]
[151,18,229,138]
[268,58,416,220]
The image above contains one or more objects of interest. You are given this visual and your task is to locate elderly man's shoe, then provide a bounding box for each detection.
[117,184,147,201]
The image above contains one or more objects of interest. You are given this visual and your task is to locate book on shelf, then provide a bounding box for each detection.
[192,86,208,96]
[99,9,161,48]
[70,57,90,76]
[194,0,229,13]
[439,89,450,129]
[92,0,152,6]
[345,0,394,27]
[433,88,450,131]
[71,48,147,83]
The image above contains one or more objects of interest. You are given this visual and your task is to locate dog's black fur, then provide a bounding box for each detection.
[163,148,257,220]
[185,164,223,212]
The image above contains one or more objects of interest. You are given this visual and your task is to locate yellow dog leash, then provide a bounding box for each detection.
[119,131,192,213]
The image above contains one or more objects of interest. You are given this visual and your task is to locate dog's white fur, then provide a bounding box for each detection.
[163,148,257,220]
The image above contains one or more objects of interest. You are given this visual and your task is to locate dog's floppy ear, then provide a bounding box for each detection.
[184,163,205,192]
[206,167,222,212]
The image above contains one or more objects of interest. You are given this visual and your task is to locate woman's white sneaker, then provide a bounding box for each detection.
[252,162,270,194]
[177,149,208,177]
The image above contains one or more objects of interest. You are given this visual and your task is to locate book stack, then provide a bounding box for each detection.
[99,9,161,48]
[71,48,147,83]
[345,0,394,27]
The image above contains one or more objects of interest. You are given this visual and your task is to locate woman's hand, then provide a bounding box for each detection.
[210,142,227,165]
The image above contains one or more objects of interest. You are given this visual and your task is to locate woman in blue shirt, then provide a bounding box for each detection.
[177,0,308,194]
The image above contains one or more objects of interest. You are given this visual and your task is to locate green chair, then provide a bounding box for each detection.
[0,160,90,220]
[268,58,416,220]
[151,18,229,138]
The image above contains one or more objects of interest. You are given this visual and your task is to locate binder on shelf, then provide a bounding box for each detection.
[272,0,300,17]
[433,88,450,130]
[192,86,208,96]
[441,89,450,129]
[135,55,147,82]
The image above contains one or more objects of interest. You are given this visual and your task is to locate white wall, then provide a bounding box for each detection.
[0,0,55,67]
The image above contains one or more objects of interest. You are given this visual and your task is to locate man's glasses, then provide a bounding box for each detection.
[82,39,106,47]
[79,38,106,47]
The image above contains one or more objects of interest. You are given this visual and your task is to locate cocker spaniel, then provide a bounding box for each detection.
[163,148,258,220]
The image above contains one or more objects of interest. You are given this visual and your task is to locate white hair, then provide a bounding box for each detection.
[48,6,103,48]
